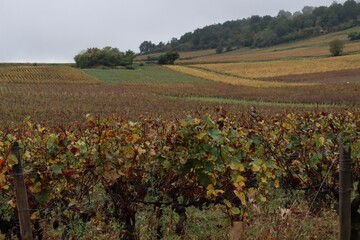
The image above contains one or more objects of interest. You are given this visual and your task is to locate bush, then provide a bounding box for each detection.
[216,45,223,54]
[329,39,344,56]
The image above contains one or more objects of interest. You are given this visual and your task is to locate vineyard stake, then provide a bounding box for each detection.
[339,144,351,240]
[11,142,33,240]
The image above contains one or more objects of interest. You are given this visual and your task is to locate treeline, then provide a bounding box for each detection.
[74,47,135,68]
[139,0,360,54]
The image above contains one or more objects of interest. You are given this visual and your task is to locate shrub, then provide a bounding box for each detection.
[348,32,360,41]
[216,45,223,54]
[329,39,344,56]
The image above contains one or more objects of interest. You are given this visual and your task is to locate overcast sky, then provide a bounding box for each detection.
[0,0,344,63]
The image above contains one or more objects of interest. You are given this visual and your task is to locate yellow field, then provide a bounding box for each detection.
[193,54,360,79]
[0,65,99,84]
[165,65,317,88]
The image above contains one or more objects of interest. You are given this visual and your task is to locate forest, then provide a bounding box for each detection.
[139,0,360,54]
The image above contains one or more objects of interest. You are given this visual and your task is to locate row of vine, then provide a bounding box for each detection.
[0,110,359,239]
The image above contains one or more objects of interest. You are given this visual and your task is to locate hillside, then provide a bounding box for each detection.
[136,26,360,63]
[138,0,360,54]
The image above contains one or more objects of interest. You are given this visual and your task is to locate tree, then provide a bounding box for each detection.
[165,50,180,64]
[158,50,180,65]
[329,39,344,56]
[139,41,156,54]
[120,50,135,66]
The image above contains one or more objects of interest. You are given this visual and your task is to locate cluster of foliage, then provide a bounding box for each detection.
[0,111,359,238]
[74,47,135,69]
[329,39,345,56]
[349,31,360,41]
[139,0,360,53]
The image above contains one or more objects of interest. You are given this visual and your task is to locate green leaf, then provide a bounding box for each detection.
[228,129,239,140]
[204,161,214,172]
[229,157,244,171]
[51,164,64,175]
[251,135,261,146]
[197,172,211,185]
[309,153,321,169]
[35,188,52,204]
[80,145,88,154]
[163,160,171,169]
[230,207,241,215]
[200,143,212,152]
[202,115,215,126]
[208,128,223,143]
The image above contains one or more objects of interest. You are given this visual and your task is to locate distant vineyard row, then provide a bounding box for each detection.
[0,65,98,84]
[0,111,359,238]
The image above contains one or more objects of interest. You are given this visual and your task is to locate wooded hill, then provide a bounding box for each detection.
[139,0,360,54]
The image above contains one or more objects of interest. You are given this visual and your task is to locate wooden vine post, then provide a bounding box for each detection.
[339,144,351,240]
[229,221,245,240]
[11,142,33,240]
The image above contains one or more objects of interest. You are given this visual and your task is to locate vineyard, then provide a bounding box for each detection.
[0,65,98,84]
[0,111,359,239]
[165,65,317,88]
[192,54,360,80]
[0,26,360,239]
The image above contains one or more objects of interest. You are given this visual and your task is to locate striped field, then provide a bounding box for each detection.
[0,65,98,84]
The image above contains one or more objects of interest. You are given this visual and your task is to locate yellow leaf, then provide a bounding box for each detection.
[274,180,280,189]
[233,175,246,188]
[252,164,261,172]
[149,149,156,157]
[234,190,247,206]
[7,199,16,208]
[123,146,135,159]
[319,136,325,146]
[30,182,42,193]
[223,199,232,208]
[261,177,267,183]
[192,118,201,125]
[31,211,40,220]
[7,154,18,167]
[206,184,224,198]
[137,146,146,155]
[239,164,245,172]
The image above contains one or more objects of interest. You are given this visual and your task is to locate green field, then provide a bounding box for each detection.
[82,64,208,84]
